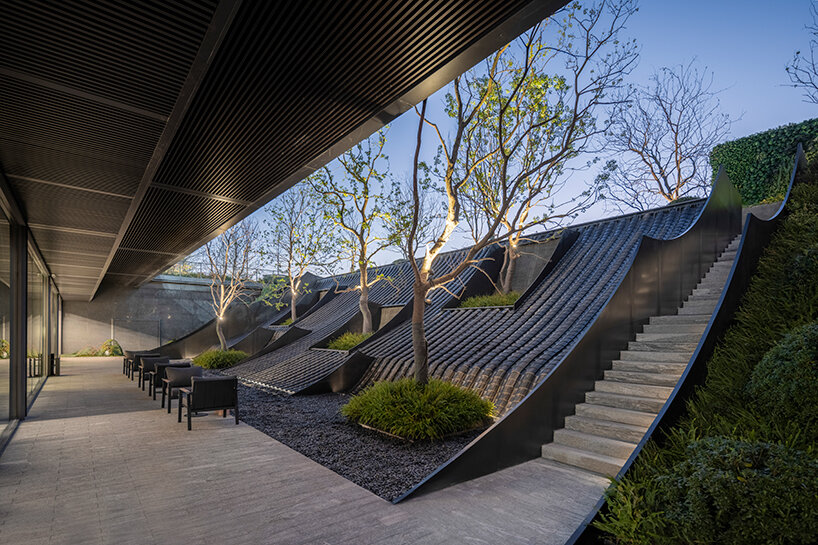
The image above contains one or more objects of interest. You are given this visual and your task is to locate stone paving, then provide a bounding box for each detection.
[0,357,607,545]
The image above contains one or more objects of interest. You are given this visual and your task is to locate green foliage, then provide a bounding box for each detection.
[460,291,521,308]
[326,331,372,351]
[746,322,818,442]
[74,345,101,357]
[710,117,818,204]
[656,437,818,544]
[281,317,293,326]
[99,339,123,356]
[192,349,248,369]
[596,155,818,543]
[0,339,9,358]
[341,378,494,440]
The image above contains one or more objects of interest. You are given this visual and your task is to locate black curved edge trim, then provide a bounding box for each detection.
[569,144,806,545]
[513,229,580,310]
[300,245,506,394]
[394,168,742,504]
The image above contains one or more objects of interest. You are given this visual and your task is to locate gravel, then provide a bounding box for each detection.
[237,383,482,501]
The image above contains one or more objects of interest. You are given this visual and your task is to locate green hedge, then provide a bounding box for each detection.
[341,378,494,440]
[326,331,372,350]
[460,291,520,308]
[596,151,818,543]
[710,117,818,204]
[192,349,248,369]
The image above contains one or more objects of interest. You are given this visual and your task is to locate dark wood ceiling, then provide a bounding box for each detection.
[0,0,567,300]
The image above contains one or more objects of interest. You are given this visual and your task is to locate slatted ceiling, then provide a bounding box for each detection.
[0,0,218,117]
[28,228,113,256]
[0,140,142,197]
[118,188,244,254]
[0,78,165,166]
[107,249,173,277]
[11,182,130,234]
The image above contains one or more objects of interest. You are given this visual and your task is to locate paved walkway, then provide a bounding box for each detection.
[0,357,607,545]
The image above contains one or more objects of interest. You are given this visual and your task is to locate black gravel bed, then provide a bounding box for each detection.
[237,383,481,501]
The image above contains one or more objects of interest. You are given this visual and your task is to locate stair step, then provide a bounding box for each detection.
[627,340,699,352]
[552,429,638,458]
[635,332,702,343]
[642,323,706,334]
[650,314,711,325]
[595,380,674,400]
[678,305,715,316]
[575,404,658,427]
[612,360,687,374]
[541,443,627,476]
[604,369,681,387]
[586,390,667,413]
[689,287,724,298]
[619,350,691,363]
[565,415,648,443]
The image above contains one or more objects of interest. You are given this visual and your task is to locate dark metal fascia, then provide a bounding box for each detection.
[89,0,243,302]
[128,0,570,289]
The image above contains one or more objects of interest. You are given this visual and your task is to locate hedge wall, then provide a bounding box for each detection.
[710,117,818,204]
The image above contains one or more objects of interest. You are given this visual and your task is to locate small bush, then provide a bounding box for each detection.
[655,437,818,545]
[341,378,494,440]
[0,339,9,358]
[460,291,520,308]
[746,321,818,441]
[193,349,248,369]
[281,317,293,326]
[74,345,101,357]
[326,331,372,350]
[99,339,123,356]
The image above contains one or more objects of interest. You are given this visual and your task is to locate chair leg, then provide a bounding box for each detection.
[235,404,239,425]
[178,394,182,423]
[187,401,192,431]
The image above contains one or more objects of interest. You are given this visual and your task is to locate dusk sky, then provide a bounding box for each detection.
[245,0,817,268]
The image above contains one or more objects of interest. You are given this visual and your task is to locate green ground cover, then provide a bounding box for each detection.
[459,291,521,308]
[193,349,248,369]
[326,331,372,350]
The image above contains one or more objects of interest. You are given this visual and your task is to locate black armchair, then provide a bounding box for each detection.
[152,361,191,402]
[163,366,203,413]
[178,376,239,430]
[130,352,159,381]
[139,356,169,394]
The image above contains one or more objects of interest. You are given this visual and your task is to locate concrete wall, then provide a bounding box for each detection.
[62,276,219,353]
[509,237,561,294]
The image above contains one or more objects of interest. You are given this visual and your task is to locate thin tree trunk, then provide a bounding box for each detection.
[216,319,227,351]
[359,265,372,334]
[411,283,429,385]
[290,279,298,322]
[501,243,518,294]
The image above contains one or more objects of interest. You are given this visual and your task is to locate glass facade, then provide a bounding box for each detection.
[0,213,9,424]
[27,253,46,400]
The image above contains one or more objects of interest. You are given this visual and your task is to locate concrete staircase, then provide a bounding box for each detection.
[541,235,741,476]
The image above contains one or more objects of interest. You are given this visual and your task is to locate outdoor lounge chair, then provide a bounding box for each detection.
[129,352,159,381]
[178,376,239,430]
[163,365,203,413]
[151,361,191,402]
[139,356,169,393]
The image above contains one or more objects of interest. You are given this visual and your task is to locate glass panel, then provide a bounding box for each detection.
[27,254,45,398]
[0,213,8,422]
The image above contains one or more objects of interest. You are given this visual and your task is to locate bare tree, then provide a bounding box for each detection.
[787,1,818,104]
[603,61,732,211]
[404,0,638,384]
[261,184,335,322]
[204,221,261,351]
[309,130,395,334]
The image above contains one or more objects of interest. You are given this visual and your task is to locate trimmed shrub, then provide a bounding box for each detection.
[0,339,9,358]
[341,378,494,440]
[746,321,818,441]
[326,331,372,350]
[192,349,248,369]
[99,339,123,356]
[75,345,101,357]
[460,291,520,308]
[710,117,818,204]
[656,437,818,545]
[281,317,293,326]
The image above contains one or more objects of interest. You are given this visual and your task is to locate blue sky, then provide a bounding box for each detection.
[242,1,817,270]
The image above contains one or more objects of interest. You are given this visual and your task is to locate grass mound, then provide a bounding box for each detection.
[595,155,818,544]
[193,349,248,369]
[460,291,520,308]
[326,331,372,350]
[341,378,494,440]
